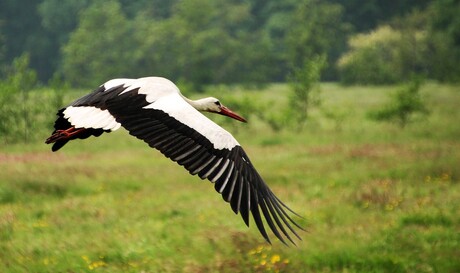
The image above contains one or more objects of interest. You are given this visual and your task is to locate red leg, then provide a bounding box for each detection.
[45,127,86,143]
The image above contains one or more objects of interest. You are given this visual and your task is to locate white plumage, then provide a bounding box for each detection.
[64,106,121,131]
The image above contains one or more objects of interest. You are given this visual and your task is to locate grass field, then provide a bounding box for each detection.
[1,83,459,272]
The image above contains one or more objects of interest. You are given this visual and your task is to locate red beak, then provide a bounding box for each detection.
[219,106,247,123]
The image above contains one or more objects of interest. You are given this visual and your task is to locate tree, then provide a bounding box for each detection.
[288,55,326,130]
[38,0,92,78]
[0,54,38,143]
[338,26,403,85]
[390,9,431,78]
[0,29,5,65]
[39,0,90,44]
[0,0,53,81]
[135,0,274,89]
[429,0,460,45]
[285,0,350,81]
[118,0,178,19]
[337,25,430,85]
[61,1,139,87]
[257,55,326,132]
[327,0,432,32]
[427,0,460,82]
[258,0,300,81]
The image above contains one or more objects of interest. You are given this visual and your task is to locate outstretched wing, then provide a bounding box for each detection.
[46,77,303,244]
[104,86,303,245]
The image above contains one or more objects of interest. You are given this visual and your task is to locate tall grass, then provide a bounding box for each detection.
[0,82,459,272]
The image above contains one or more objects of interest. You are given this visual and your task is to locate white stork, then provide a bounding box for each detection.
[46,77,302,245]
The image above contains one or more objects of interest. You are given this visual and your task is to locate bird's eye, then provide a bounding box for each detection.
[214,101,221,106]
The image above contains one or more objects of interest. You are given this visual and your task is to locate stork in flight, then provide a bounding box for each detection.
[46,77,302,245]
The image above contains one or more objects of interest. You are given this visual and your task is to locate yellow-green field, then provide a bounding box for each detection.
[1,83,459,272]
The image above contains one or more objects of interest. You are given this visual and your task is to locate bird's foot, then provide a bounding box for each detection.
[45,127,85,144]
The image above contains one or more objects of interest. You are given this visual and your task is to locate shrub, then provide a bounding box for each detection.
[338,26,429,85]
[287,55,326,130]
[0,54,65,144]
[0,54,38,143]
[368,76,429,128]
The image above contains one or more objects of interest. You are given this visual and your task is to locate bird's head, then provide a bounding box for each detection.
[199,97,247,123]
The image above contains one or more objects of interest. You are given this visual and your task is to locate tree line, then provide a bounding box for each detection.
[0,0,459,87]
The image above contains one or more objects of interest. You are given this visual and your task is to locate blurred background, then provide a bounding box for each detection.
[0,0,459,272]
[1,0,459,87]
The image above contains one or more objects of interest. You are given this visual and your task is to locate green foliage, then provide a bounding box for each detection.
[430,0,460,46]
[62,1,138,87]
[337,4,460,85]
[285,0,350,80]
[0,0,52,80]
[0,54,64,144]
[136,0,275,89]
[427,32,460,83]
[38,0,91,59]
[392,10,431,78]
[427,0,460,83]
[369,76,429,127]
[0,29,5,63]
[47,74,70,113]
[0,54,38,143]
[59,0,279,88]
[38,0,90,39]
[169,0,253,87]
[287,55,326,130]
[338,25,429,85]
[327,0,432,32]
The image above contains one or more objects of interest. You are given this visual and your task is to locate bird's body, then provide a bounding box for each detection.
[46,76,302,245]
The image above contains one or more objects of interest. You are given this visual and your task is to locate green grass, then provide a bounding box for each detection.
[1,82,459,272]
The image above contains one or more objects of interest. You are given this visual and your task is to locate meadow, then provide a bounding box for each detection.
[0,83,459,272]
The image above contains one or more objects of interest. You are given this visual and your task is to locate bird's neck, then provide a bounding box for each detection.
[182,96,210,112]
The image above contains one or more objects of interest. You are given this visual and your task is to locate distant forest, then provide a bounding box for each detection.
[0,0,459,87]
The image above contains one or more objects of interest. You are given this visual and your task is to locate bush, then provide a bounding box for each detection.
[368,76,429,128]
[0,54,64,144]
[0,54,38,143]
[287,55,326,130]
[338,26,429,85]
